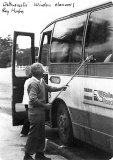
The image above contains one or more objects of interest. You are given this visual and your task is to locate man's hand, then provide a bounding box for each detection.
[62,85,68,91]
[45,103,52,110]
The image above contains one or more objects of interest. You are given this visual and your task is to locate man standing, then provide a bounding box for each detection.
[20,67,32,137]
[23,63,67,160]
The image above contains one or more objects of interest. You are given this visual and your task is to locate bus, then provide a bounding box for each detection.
[12,1,113,153]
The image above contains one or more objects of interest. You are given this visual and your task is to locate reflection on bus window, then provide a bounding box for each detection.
[50,14,87,63]
[15,36,31,77]
[85,6,113,63]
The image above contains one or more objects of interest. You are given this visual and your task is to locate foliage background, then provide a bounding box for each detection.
[0,35,38,68]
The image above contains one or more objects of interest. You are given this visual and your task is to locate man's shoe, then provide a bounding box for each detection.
[35,152,51,160]
[23,153,34,160]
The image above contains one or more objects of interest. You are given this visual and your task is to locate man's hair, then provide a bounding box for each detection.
[31,63,44,76]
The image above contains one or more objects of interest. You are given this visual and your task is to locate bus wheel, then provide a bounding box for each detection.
[57,103,74,146]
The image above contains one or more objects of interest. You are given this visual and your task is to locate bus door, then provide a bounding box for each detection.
[12,31,35,126]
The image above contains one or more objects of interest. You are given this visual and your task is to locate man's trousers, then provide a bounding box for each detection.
[25,108,45,155]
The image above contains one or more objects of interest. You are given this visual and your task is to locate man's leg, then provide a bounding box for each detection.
[21,105,30,136]
[35,111,51,160]
[24,109,42,156]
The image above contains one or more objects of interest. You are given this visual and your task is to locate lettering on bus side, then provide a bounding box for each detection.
[84,88,93,101]
[94,90,113,106]
[84,88,113,106]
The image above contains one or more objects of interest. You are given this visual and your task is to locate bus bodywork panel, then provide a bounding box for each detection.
[49,74,113,151]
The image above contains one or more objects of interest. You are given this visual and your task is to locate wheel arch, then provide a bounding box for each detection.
[50,98,72,128]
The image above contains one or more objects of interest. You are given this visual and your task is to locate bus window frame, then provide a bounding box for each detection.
[84,5,113,64]
[49,14,88,65]
[38,30,52,65]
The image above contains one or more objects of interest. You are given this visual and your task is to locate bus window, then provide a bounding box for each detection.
[15,36,32,77]
[38,24,54,67]
[40,33,50,66]
[50,14,87,63]
[85,6,113,62]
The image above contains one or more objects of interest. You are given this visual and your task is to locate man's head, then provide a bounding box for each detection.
[31,63,44,78]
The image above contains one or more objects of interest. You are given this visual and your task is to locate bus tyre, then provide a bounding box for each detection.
[57,103,74,146]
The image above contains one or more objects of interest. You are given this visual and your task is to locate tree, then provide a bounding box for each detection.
[0,35,12,68]
[0,35,39,68]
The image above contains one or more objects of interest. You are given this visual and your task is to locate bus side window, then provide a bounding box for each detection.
[85,6,113,63]
[50,14,87,63]
[40,34,50,66]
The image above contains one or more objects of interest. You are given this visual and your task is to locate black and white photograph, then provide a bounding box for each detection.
[0,0,113,160]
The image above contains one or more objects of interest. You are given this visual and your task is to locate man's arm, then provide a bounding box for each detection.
[46,85,63,92]
[44,80,67,92]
